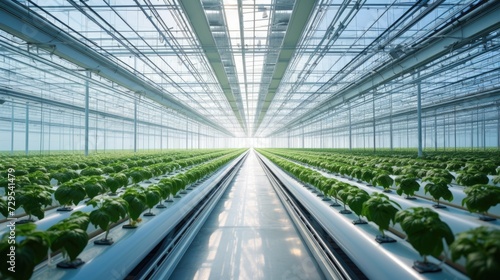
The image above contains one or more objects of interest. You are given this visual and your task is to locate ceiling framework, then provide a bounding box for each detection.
[0,0,499,140]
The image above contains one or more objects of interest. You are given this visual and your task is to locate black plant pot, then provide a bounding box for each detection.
[57,258,85,269]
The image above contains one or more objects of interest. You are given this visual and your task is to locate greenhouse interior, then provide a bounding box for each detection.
[0,0,499,279]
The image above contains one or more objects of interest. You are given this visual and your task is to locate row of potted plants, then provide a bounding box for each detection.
[257,149,499,279]
[263,149,500,218]
[0,149,238,222]
[0,149,246,279]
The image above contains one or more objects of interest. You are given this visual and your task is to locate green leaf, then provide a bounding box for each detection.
[362,193,400,234]
[89,208,111,232]
[55,182,87,206]
[450,227,500,280]
[395,207,454,259]
[51,228,88,261]
[462,184,500,214]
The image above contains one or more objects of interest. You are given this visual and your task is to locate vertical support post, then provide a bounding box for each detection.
[417,71,423,158]
[48,110,51,154]
[10,102,14,155]
[39,105,43,154]
[389,94,393,151]
[443,116,450,151]
[160,112,163,151]
[372,92,376,153]
[470,112,474,150]
[25,103,29,155]
[320,120,323,148]
[349,102,352,150]
[198,124,201,149]
[85,71,90,156]
[434,110,437,151]
[301,124,304,148]
[482,111,486,150]
[134,98,138,153]
[185,118,189,150]
[497,105,500,150]
[454,109,457,151]
[103,117,107,153]
[287,129,290,148]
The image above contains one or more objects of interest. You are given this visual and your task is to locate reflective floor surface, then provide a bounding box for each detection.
[170,150,324,280]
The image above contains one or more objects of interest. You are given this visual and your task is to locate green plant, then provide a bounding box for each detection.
[456,172,489,187]
[82,176,107,200]
[327,182,347,207]
[395,176,420,199]
[16,184,54,222]
[345,188,370,224]
[51,168,79,185]
[338,186,356,214]
[143,186,162,216]
[360,169,375,185]
[373,173,394,192]
[462,184,500,221]
[54,181,86,211]
[87,197,128,245]
[0,199,8,217]
[361,193,400,243]
[450,226,500,280]
[423,177,453,208]
[121,186,147,228]
[47,211,89,268]
[395,207,454,272]
[27,171,50,185]
[0,223,51,280]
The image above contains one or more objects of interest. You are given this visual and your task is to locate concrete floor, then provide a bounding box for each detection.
[170,150,324,280]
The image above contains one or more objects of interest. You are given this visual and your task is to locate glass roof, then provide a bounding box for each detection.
[1,0,499,139]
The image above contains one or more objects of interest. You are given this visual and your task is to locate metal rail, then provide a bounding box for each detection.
[256,152,366,280]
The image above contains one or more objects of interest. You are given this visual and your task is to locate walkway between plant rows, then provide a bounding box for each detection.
[170,150,324,279]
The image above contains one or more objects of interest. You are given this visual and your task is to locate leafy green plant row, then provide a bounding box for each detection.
[0,149,246,280]
[257,149,499,279]
[0,149,241,221]
[262,149,500,218]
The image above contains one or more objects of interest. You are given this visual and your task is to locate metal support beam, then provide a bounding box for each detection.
[10,103,14,155]
[0,0,232,137]
[348,102,352,150]
[372,92,376,153]
[434,111,438,151]
[389,94,393,151]
[178,0,246,134]
[25,103,29,156]
[253,0,319,134]
[417,72,423,158]
[85,72,90,156]
[275,2,500,135]
[134,99,138,153]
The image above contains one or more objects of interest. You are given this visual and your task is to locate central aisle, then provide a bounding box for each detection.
[170,150,324,279]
